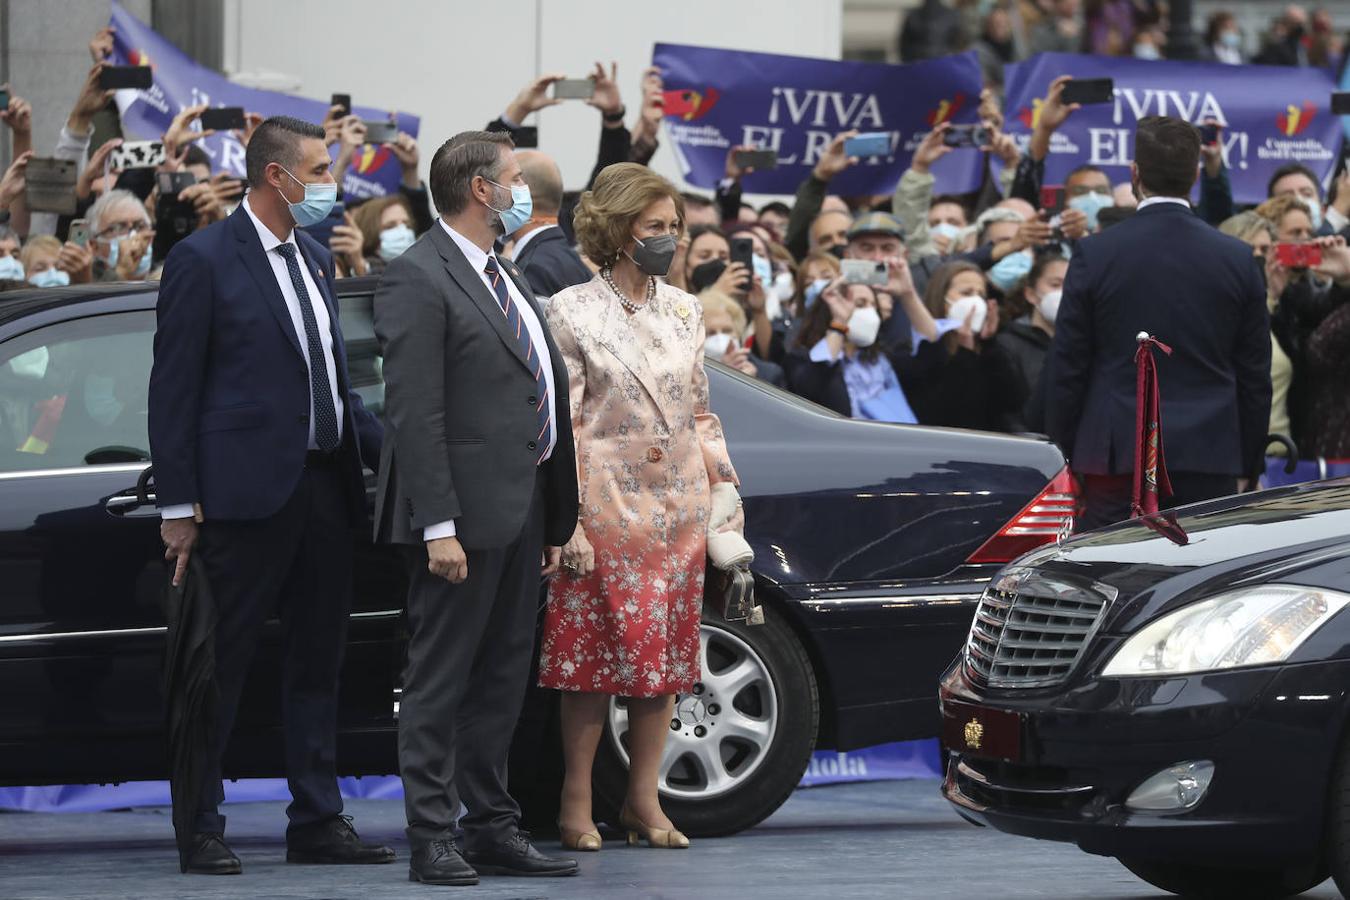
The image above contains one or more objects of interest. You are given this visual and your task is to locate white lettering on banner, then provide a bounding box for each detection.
[341,172,389,198]
[668,122,730,150]
[1257,137,1336,163]
[1112,89,1228,126]
[1081,128,1254,170]
[805,751,870,780]
[217,139,247,177]
[768,87,884,130]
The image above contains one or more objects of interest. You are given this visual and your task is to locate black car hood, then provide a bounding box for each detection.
[1010,479,1350,634]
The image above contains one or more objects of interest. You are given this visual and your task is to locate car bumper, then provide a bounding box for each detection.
[939,656,1350,864]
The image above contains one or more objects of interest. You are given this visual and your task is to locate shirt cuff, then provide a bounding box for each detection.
[499,112,520,130]
[808,337,839,364]
[424,520,457,541]
[159,503,196,520]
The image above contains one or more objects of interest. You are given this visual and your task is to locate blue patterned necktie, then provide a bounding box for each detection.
[275,243,340,452]
[484,256,552,464]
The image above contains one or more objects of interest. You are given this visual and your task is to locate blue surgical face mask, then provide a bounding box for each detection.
[989,250,1033,293]
[84,373,124,426]
[1303,195,1323,231]
[485,180,532,235]
[1068,191,1116,232]
[379,223,415,261]
[29,268,70,288]
[752,253,773,290]
[1133,42,1161,60]
[1219,30,1241,49]
[804,278,831,310]
[929,222,963,247]
[105,235,153,279]
[0,255,24,280]
[278,166,338,228]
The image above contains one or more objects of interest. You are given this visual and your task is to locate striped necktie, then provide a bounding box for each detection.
[484,256,552,464]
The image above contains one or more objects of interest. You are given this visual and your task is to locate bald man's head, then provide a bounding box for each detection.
[515,150,563,216]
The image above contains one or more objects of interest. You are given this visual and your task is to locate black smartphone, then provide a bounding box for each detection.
[99,65,153,90]
[200,106,246,131]
[513,125,539,148]
[0,89,9,110]
[1061,78,1114,106]
[1332,92,1350,116]
[331,93,351,116]
[729,237,755,289]
[1198,122,1221,146]
[156,170,196,197]
[942,124,992,149]
[732,148,778,171]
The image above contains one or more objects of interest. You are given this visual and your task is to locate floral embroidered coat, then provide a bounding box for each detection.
[537,276,738,697]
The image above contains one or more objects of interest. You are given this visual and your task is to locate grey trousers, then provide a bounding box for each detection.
[398,478,545,849]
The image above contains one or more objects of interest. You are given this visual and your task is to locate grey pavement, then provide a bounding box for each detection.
[0,778,1340,900]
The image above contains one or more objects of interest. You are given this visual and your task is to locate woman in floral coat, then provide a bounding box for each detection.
[538,163,743,851]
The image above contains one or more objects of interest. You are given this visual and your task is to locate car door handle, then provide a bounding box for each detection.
[105,491,158,517]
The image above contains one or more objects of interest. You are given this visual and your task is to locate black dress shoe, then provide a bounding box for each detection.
[286,815,396,865]
[186,832,241,875]
[409,839,479,886]
[465,831,578,877]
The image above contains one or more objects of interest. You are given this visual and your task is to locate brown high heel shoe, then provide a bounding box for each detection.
[619,805,690,849]
[558,823,602,852]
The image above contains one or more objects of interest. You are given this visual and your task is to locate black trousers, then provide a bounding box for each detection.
[192,461,353,835]
[1077,470,1239,533]
[399,477,545,850]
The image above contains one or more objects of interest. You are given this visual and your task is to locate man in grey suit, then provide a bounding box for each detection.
[373,130,580,886]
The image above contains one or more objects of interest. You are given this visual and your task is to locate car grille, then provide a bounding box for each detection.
[965,571,1113,688]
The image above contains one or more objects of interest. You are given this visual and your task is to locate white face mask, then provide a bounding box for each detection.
[704,333,735,360]
[1037,289,1062,324]
[929,221,963,246]
[773,270,796,303]
[847,307,882,347]
[948,295,988,333]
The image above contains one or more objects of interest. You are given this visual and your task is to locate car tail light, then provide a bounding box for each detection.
[966,467,1077,565]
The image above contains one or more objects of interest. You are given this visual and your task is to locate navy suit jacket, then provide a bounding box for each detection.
[1047,201,1271,478]
[512,226,593,300]
[148,205,383,522]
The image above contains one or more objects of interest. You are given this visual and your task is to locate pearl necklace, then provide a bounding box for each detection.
[602,266,655,314]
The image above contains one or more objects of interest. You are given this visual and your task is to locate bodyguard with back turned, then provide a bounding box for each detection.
[148,115,391,875]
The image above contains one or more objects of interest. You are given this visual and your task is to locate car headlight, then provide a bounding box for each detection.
[1101,585,1348,678]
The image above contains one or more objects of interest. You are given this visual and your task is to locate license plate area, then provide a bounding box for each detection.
[941,699,1022,763]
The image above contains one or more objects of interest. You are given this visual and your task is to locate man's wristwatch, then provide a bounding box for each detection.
[602,106,626,124]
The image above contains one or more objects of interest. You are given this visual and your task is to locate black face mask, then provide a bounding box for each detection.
[828,243,847,260]
[690,258,728,293]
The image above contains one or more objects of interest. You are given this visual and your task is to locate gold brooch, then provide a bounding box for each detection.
[675,302,690,320]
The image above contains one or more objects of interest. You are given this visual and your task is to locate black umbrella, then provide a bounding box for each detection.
[150,467,219,873]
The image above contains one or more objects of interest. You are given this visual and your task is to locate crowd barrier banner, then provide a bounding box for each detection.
[652,43,987,197]
[1002,52,1344,205]
[0,740,943,813]
[107,1,418,200]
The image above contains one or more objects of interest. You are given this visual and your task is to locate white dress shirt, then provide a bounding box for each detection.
[1136,195,1191,211]
[160,197,345,521]
[424,219,558,542]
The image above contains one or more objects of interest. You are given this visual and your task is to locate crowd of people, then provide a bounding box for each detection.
[903,0,1344,76]
[2,22,1350,474]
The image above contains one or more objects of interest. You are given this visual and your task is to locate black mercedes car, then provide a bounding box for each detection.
[0,281,1073,836]
[941,481,1350,899]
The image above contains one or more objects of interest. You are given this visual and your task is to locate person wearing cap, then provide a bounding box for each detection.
[843,211,941,352]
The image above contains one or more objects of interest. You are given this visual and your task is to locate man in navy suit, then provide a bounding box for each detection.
[1047,115,1272,531]
[148,116,390,875]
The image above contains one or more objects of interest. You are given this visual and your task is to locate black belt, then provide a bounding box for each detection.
[305,449,341,468]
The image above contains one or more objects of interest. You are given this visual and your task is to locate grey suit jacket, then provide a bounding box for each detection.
[372,223,579,550]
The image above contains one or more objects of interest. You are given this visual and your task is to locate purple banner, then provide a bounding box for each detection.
[652,43,986,197]
[1002,52,1344,205]
[108,0,418,200]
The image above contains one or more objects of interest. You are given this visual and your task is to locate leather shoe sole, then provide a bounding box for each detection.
[286,847,397,865]
[186,859,242,876]
[468,860,579,877]
[409,868,480,886]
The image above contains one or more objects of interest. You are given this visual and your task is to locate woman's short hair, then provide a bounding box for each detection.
[1218,210,1277,246]
[19,235,62,272]
[573,163,685,267]
[351,194,415,258]
[699,288,748,337]
[1253,195,1310,231]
